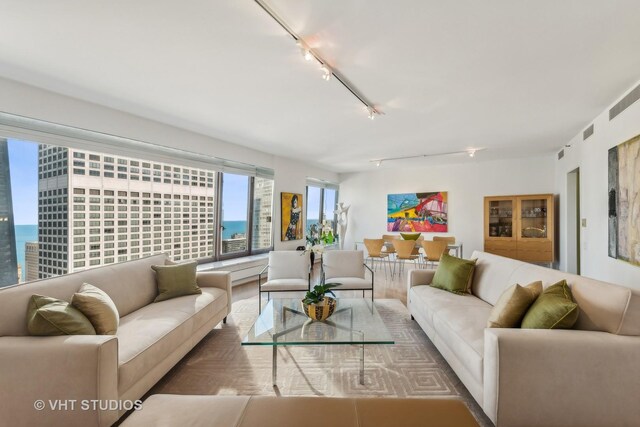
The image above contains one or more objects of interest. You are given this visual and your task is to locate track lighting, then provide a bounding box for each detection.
[321,65,332,81]
[370,148,486,166]
[255,0,381,120]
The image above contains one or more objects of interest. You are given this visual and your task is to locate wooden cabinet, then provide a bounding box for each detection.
[484,194,555,264]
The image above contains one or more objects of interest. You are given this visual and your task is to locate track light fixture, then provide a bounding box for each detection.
[370,148,486,166]
[321,65,332,81]
[255,0,381,120]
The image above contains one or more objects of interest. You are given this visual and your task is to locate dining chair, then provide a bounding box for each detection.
[413,236,425,265]
[322,250,374,301]
[381,234,400,261]
[257,250,311,313]
[433,236,455,244]
[421,240,449,269]
[392,239,420,276]
[433,236,456,255]
[363,238,391,279]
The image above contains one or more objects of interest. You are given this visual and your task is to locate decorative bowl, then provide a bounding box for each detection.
[302,297,337,321]
[400,232,421,241]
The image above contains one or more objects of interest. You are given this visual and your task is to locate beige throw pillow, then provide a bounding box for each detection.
[71,283,119,335]
[487,281,543,328]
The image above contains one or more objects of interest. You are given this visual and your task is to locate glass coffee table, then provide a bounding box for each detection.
[242,298,395,386]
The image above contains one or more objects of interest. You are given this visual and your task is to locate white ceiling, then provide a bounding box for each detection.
[1,0,640,172]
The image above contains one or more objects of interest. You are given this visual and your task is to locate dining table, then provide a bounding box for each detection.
[354,240,463,258]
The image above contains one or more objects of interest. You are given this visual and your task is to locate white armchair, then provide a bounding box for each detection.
[322,250,374,301]
[258,251,311,313]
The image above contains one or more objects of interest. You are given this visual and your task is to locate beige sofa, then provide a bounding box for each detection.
[408,251,640,427]
[120,394,479,427]
[0,254,232,427]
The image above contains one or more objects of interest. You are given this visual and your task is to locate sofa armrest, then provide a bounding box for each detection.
[0,335,119,427]
[407,269,436,289]
[197,271,232,315]
[483,328,640,427]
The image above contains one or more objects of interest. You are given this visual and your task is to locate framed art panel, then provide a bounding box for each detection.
[608,134,640,266]
[387,192,448,232]
[281,192,303,241]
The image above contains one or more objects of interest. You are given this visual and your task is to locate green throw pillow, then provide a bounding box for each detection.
[151,261,202,302]
[487,281,542,328]
[400,232,421,241]
[430,253,476,295]
[71,283,119,335]
[521,280,579,329]
[27,294,96,336]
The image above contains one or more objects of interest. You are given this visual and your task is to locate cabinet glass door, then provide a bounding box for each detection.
[519,198,548,238]
[488,200,513,238]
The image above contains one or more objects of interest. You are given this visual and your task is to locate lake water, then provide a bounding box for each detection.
[222,220,247,239]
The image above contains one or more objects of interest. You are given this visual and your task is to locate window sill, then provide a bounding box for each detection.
[198,253,269,285]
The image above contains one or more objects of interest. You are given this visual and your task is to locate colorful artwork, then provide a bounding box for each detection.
[281,192,303,241]
[387,192,448,232]
[608,134,640,266]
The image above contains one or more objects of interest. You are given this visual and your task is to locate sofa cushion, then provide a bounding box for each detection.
[470,250,640,335]
[486,281,542,328]
[268,251,310,280]
[323,251,365,279]
[431,253,476,295]
[410,285,490,330]
[152,261,202,302]
[522,280,579,329]
[0,254,168,337]
[469,252,519,305]
[432,302,492,384]
[71,283,119,335]
[27,295,96,336]
[117,287,226,394]
[261,278,309,291]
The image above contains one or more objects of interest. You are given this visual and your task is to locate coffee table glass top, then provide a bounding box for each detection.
[242,298,395,346]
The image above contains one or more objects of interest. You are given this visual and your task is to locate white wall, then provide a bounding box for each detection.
[0,77,338,250]
[339,156,556,258]
[556,78,640,290]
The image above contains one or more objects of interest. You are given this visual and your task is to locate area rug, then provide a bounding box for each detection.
[150,297,493,426]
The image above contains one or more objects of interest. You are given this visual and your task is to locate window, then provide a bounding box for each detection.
[306,185,339,239]
[306,186,322,235]
[217,174,274,257]
[219,173,249,255]
[2,136,274,286]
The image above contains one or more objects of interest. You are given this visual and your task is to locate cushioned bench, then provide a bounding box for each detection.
[120,395,479,427]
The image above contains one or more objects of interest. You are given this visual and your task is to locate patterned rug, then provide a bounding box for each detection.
[150,297,493,426]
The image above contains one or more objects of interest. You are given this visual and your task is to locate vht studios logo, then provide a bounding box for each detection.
[34,400,143,411]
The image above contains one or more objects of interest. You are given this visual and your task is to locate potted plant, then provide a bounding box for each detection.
[302,282,339,321]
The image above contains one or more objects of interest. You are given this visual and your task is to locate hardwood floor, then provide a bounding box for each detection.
[232,258,419,306]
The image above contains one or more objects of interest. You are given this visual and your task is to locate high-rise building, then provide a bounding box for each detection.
[251,176,274,250]
[0,138,19,288]
[38,144,216,278]
[25,241,38,282]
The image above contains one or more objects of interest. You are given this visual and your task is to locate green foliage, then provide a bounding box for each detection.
[303,283,340,305]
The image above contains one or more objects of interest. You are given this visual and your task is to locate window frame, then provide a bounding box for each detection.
[213,173,274,262]
[305,185,339,236]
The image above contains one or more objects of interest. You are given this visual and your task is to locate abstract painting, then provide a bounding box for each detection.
[608,134,640,266]
[281,192,303,241]
[387,192,448,232]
